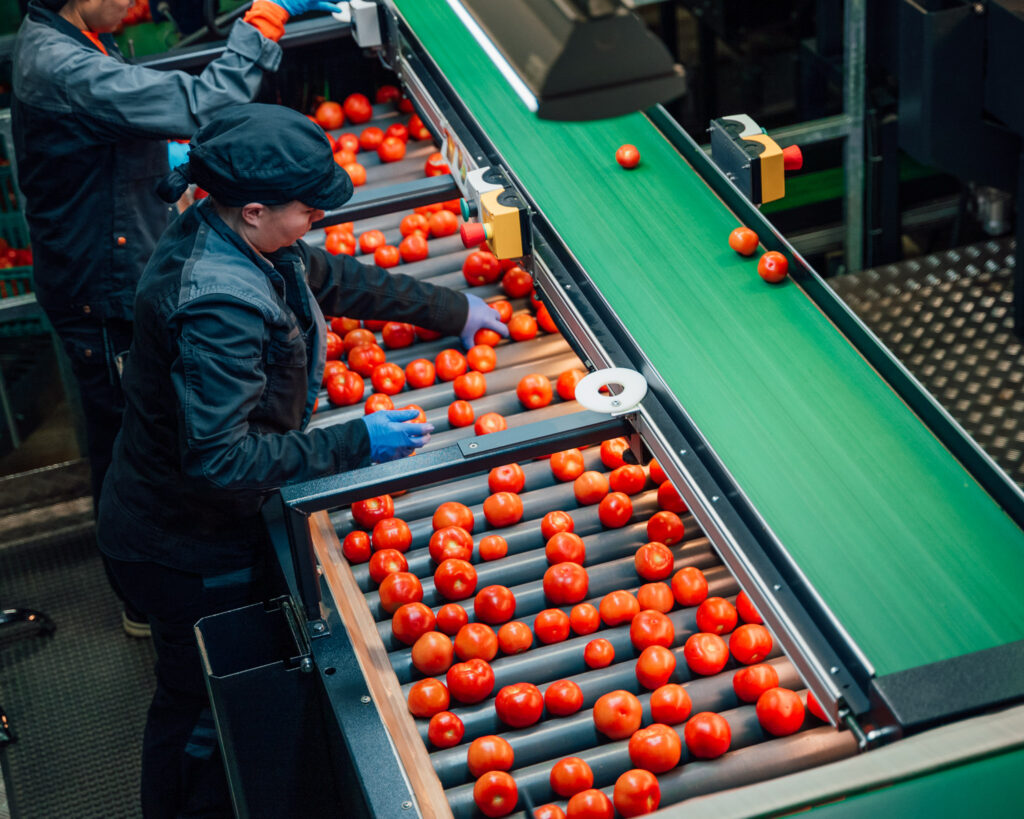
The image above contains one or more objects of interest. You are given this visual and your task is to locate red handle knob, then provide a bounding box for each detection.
[782,144,803,171]
[460,221,488,248]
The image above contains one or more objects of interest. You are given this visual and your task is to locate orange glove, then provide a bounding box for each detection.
[243,0,290,42]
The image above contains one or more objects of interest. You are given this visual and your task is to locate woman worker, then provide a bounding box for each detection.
[12,0,338,635]
[96,102,508,817]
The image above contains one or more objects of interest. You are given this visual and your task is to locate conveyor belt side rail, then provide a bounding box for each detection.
[313,176,459,229]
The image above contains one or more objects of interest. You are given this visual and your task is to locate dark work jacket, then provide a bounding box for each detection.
[97,200,468,573]
[11,2,281,320]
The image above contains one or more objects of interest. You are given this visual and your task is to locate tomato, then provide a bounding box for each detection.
[424,151,450,176]
[343,161,366,186]
[454,622,498,661]
[636,645,676,689]
[599,590,640,627]
[542,562,589,606]
[358,229,386,255]
[411,631,454,676]
[598,491,633,528]
[341,328,373,353]
[592,689,643,740]
[732,662,780,703]
[377,135,406,162]
[630,610,675,650]
[488,463,525,494]
[473,769,518,818]
[647,459,666,485]
[398,403,427,423]
[634,542,675,582]
[370,362,405,395]
[367,549,407,584]
[729,623,773,665]
[534,303,558,335]
[435,603,468,636]
[432,501,474,532]
[728,226,759,256]
[495,682,543,728]
[466,344,497,374]
[584,638,615,669]
[452,371,485,401]
[474,585,516,625]
[378,571,422,614]
[342,530,371,563]
[428,526,473,563]
[483,492,524,527]
[670,567,708,607]
[550,449,585,482]
[407,113,432,141]
[475,412,507,435]
[545,532,585,566]
[497,620,533,654]
[628,723,681,773]
[325,331,344,360]
[371,241,398,268]
[399,233,429,263]
[550,756,593,798]
[333,149,356,167]
[570,603,600,635]
[325,230,356,256]
[467,735,514,778]
[684,711,731,758]
[478,534,508,561]
[474,328,503,347]
[336,132,359,154]
[608,465,646,495]
[695,597,738,635]
[375,84,401,104]
[427,710,464,749]
[683,632,730,675]
[757,687,805,736]
[735,590,763,625]
[508,313,538,341]
[314,100,344,129]
[650,683,692,724]
[364,393,394,414]
[326,370,363,406]
[435,348,468,381]
[647,511,684,545]
[544,679,583,716]
[416,326,442,342]
[392,602,436,645]
[348,343,386,376]
[463,250,502,285]
[447,400,475,428]
[552,369,584,403]
[807,690,829,722]
[407,677,449,718]
[758,250,789,283]
[358,126,384,151]
[636,582,674,614]
[599,438,629,469]
[573,471,610,505]
[434,558,477,601]
[516,373,553,409]
[487,299,513,322]
[428,209,459,237]
[500,266,533,297]
[533,608,571,644]
[398,362,433,394]
[616,144,640,169]
[445,657,494,704]
[540,511,574,541]
[322,359,348,385]
[343,93,373,123]
[567,789,614,819]
[613,769,660,818]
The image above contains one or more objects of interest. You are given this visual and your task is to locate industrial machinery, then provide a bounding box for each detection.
[193,2,1024,817]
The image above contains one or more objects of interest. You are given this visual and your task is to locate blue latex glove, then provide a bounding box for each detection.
[460,293,510,350]
[272,0,343,15]
[361,408,434,462]
[167,141,190,170]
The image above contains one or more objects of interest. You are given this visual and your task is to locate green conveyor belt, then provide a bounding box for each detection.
[394,1,1024,677]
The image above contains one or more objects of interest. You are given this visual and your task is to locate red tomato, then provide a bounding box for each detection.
[343,161,366,186]
[508,313,538,341]
[757,687,805,736]
[474,585,516,625]
[325,331,344,360]
[478,534,508,561]
[670,566,709,607]
[516,373,553,409]
[407,113,431,141]
[473,770,518,818]
[567,790,614,819]
[407,677,449,718]
[377,136,406,163]
[550,449,585,481]
[758,250,789,283]
[378,571,422,614]
[609,465,647,495]
[432,501,474,532]
[736,590,763,624]
[729,623,773,664]
[599,590,640,627]
[327,371,364,406]
[398,214,427,237]
[536,304,558,335]
[475,412,507,435]
[467,735,514,778]
[467,344,498,373]
[555,368,586,401]
[629,610,675,650]
[428,526,473,563]
[325,230,356,256]
[411,631,454,676]
[489,463,525,493]
[728,226,759,256]
[584,638,615,669]
[545,532,585,565]
[435,348,468,381]
[445,657,494,704]
[807,690,829,722]
[495,682,543,728]
[358,126,384,151]
[647,511,684,545]
[315,101,344,129]
[367,549,406,584]
[447,400,475,428]
[424,151,450,176]
[348,343,386,376]
[489,299,514,322]
[634,542,675,581]
[534,807,566,819]
[398,403,426,423]
[695,597,738,635]
[500,265,532,297]
[600,437,629,469]
[435,603,468,636]
[434,558,477,601]
[533,608,571,644]
[454,622,498,661]
[449,373,483,403]
[428,209,459,238]
[542,562,589,606]
[370,362,405,395]
[341,530,371,563]
[463,251,502,285]
[647,459,666,485]
[342,93,372,124]
[333,148,356,167]
[573,471,610,505]
[391,601,436,645]
[650,683,692,724]
[405,358,436,389]
[358,230,386,255]
[336,133,359,154]
[570,603,600,635]
[683,632,730,675]
[541,510,574,540]
[416,326,442,342]
[497,621,533,654]
[375,84,401,104]
[628,723,681,773]
[550,756,593,798]
[474,328,503,347]
[597,491,633,528]
[656,480,687,514]
[322,358,348,385]
[616,144,640,169]
[364,393,394,415]
[592,689,642,740]
[684,711,731,758]
[399,233,429,263]
[732,662,780,703]
[544,679,583,716]
[427,710,464,749]
[483,492,523,527]
[636,582,674,613]
[636,644,676,689]
[613,769,660,818]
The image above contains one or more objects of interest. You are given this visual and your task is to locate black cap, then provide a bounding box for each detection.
[158,103,353,209]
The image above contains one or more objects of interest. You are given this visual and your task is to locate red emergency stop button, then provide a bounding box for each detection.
[460,221,492,248]
[782,145,803,171]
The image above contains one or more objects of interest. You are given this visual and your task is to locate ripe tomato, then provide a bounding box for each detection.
[427,710,464,749]
[367,549,407,584]
[434,558,477,601]
[348,343,386,377]
[609,465,647,495]
[616,144,640,169]
[556,368,586,401]
[636,645,676,689]
[474,585,516,625]
[398,403,426,423]
[634,542,675,581]
[405,358,436,389]
[736,590,763,624]
[534,806,567,819]
[613,769,660,818]
[550,756,593,798]
[630,610,675,650]
[453,371,487,401]
[683,632,729,675]
[499,265,532,297]
[322,358,347,385]
[463,250,502,285]
[732,662,780,703]
[392,601,436,645]
[695,597,738,635]
[370,362,405,395]
[358,126,384,151]
[540,510,574,540]
[358,230,386,255]
[758,250,789,283]
[407,677,449,718]
[497,621,533,654]
[599,590,640,627]
[478,534,508,561]
[325,331,344,360]
[543,562,589,606]
[508,313,538,341]
[474,770,518,818]
[435,348,468,381]
[584,638,615,669]
[593,690,643,740]
[545,532,585,565]
[435,603,468,636]
[333,149,356,167]
[488,463,525,494]
[647,511,684,545]
[535,304,559,335]
[483,492,523,527]
[650,683,692,724]
[598,491,633,527]
[336,133,359,154]
[670,566,708,607]
[364,393,394,414]
[467,344,498,373]
[325,230,356,256]
[757,687,805,736]
[446,657,494,704]
[342,161,366,186]
[574,471,610,505]
[648,459,667,485]
[474,328,503,347]
[378,571,422,614]
[516,373,553,409]
[684,711,731,758]
[342,530,371,563]
[432,501,474,532]
[411,631,454,676]
[375,82,400,103]
[428,526,473,563]
[416,326,442,342]
[327,371,364,405]
[380,322,415,351]
[636,582,674,613]
[807,690,829,722]
[489,299,514,322]
[371,516,412,552]
[729,623,773,664]
[407,113,431,141]
[467,735,514,778]
[429,209,459,237]
[475,412,507,435]
[454,622,498,661]
[399,233,429,263]
[728,226,759,256]
[495,682,543,728]
[424,151,450,176]
[400,214,429,237]
[343,92,373,124]
[533,608,571,644]
[550,449,585,481]
[599,438,629,469]
[570,602,600,635]
[447,400,475,428]
[544,679,583,716]
[315,100,344,129]
[567,790,614,819]
[377,135,406,162]
[628,723,681,773]
[656,481,687,514]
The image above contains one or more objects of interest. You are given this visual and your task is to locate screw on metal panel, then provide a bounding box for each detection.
[402,802,413,810]
[361,695,372,704]
[611,399,621,407]
[773,584,781,591]
[312,622,326,633]
[830,666,840,675]
[468,442,478,449]
[712,495,719,502]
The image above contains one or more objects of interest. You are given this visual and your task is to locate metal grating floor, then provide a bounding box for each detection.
[831,238,1024,489]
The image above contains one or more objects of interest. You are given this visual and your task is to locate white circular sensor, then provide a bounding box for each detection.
[574,368,648,414]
